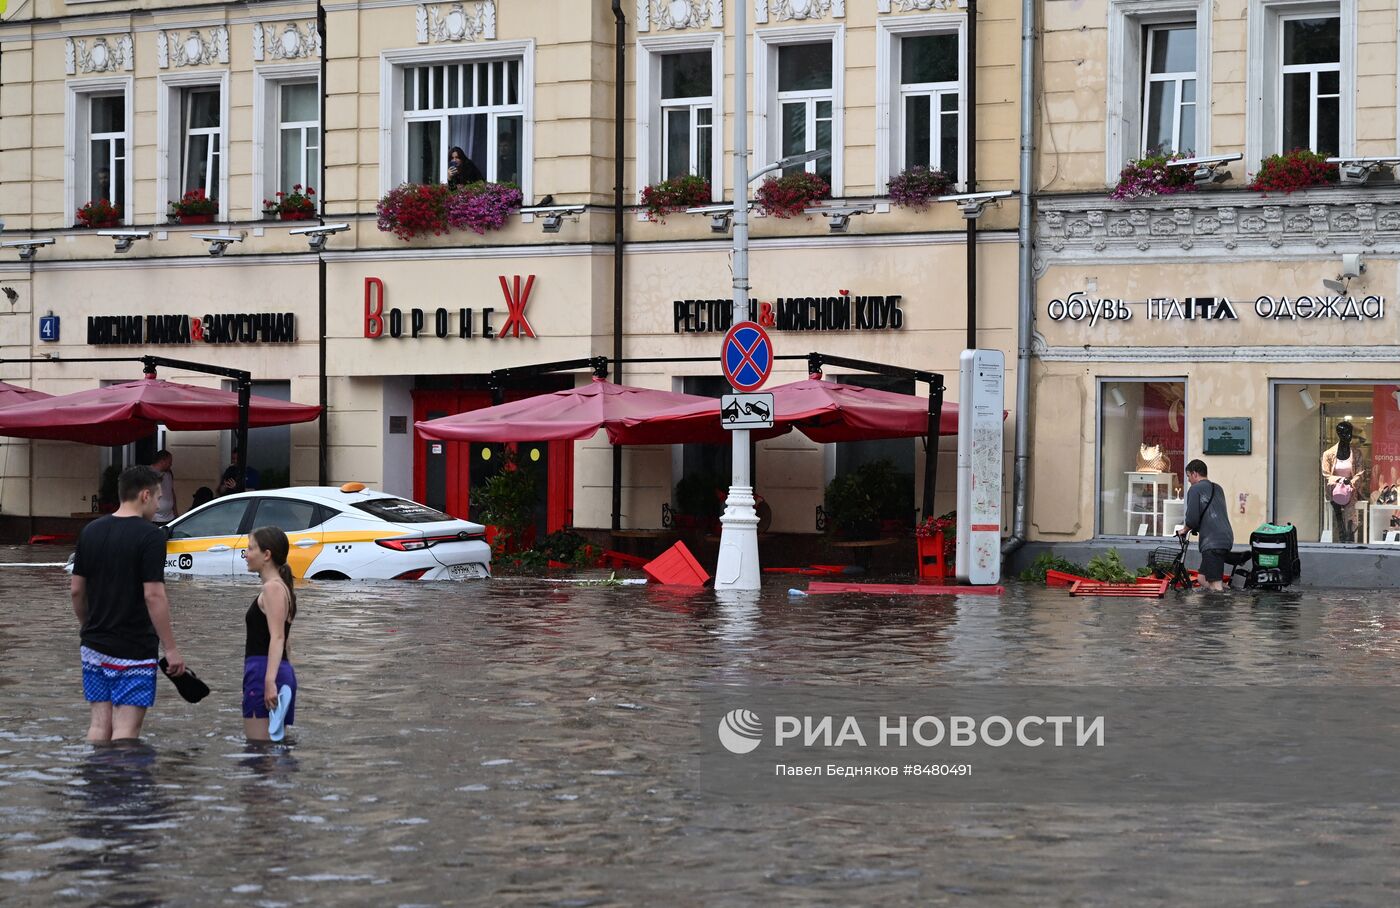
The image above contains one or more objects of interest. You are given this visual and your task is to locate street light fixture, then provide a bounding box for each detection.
[519,204,586,233]
[191,233,245,257]
[937,189,1014,219]
[97,229,151,254]
[1164,153,1242,185]
[1,238,55,261]
[1326,157,1400,185]
[288,222,351,253]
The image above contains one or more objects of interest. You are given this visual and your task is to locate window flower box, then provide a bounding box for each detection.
[641,174,712,222]
[755,171,830,219]
[273,185,317,220]
[1249,149,1339,194]
[1110,153,1195,201]
[888,166,953,210]
[76,199,122,229]
[168,189,217,224]
[376,181,523,240]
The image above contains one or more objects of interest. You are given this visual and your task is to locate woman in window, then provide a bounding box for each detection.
[447,146,482,188]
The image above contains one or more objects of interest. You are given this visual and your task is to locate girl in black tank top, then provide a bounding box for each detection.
[242,526,299,741]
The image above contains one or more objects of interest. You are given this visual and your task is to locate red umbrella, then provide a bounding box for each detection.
[616,376,959,445]
[0,376,321,445]
[0,382,52,408]
[415,377,733,444]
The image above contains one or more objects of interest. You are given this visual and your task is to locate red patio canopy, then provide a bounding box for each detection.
[615,376,960,445]
[0,382,52,408]
[415,377,734,445]
[0,376,322,445]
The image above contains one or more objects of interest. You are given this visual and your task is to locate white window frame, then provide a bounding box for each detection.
[1247,0,1355,170]
[1277,13,1342,154]
[754,24,844,197]
[637,33,724,202]
[1105,0,1212,184]
[379,41,535,201]
[157,71,231,222]
[876,14,967,194]
[253,63,320,214]
[1141,24,1198,156]
[65,77,134,227]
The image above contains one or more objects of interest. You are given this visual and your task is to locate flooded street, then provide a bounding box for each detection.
[2,545,1399,906]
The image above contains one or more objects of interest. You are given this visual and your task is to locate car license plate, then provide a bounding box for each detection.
[448,563,487,580]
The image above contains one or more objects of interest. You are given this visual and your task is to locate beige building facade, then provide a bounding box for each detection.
[0,0,1023,542]
[1031,0,1400,570]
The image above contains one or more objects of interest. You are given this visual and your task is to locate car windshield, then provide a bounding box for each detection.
[351,498,454,523]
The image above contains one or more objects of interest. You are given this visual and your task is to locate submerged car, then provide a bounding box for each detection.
[157,483,490,580]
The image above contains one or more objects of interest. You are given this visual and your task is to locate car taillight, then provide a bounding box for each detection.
[376,532,483,551]
[393,567,431,580]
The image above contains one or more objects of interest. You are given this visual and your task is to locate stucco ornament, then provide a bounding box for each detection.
[878,0,965,11]
[754,0,844,24]
[1036,192,1400,260]
[416,2,497,44]
[636,0,723,31]
[65,35,134,75]
[253,22,321,61]
[159,27,229,68]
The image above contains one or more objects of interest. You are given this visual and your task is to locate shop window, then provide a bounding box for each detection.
[1098,380,1187,537]
[831,376,917,528]
[672,377,732,531]
[228,381,292,490]
[381,43,534,200]
[66,78,132,226]
[1274,382,1399,544]
[1141,25,1197,155]
[1105,0,1210,184]
[755,26,843,194]
[638,35,722,200]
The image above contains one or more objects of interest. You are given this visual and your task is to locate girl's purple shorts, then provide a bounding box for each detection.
[242,657,297,723]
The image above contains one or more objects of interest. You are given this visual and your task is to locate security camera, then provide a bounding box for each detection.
[1326,157,1400,185]
[1323,252,1366,293]
[96,229,151,253]
[287,222,351,252]
[1,238,56,260]
[191,233,244,257]
[1164,153,1242,185]
[935,190,1014,219]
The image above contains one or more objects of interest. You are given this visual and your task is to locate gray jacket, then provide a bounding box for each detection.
[1184,478,1233,552]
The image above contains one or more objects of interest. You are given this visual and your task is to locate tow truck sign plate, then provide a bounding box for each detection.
[721,393,775,430]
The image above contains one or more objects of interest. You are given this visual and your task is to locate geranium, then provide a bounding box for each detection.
[76,199,121,227]
[915,510,957,561]
[1110,152,1195,200]
[445,181,523,234]
[274,184,316,218]
[755,170,830,218]
[888,165,953,210]
[168,188,217,217]
[1249,149,1339,193]
[640,174,712,221]
[376,183,452,240]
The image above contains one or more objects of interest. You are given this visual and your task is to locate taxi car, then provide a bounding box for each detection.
[157,483,490,580]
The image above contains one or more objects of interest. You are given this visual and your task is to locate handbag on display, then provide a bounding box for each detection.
[1137,443,1171,473]
[1331,481,1355,506]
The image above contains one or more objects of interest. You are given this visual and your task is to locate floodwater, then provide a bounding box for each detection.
[2,544,1399,906]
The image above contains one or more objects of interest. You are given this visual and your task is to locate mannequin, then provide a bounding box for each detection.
[1322,421,1367,543]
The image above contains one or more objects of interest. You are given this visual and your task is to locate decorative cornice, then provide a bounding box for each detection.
[156,27,229,68]
[1035,189,1400,265]
[415,2,496,44]
[253,21,321,62]
[755,0,844,25]
[1034,341,1400,363]
[636,0,724,32]
[877,0,966,12]
[65,35,133,75]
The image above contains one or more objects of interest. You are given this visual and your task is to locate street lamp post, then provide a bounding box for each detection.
[714,0,829,589]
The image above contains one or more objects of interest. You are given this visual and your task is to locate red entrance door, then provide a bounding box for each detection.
[411,389,573,533]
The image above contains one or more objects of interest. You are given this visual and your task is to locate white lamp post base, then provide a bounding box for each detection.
[714,484,762,590]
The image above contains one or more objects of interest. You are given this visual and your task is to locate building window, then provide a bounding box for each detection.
[278,82,320,194]
[1274,382,1397,544]
[899,33,960,178]
[402,58,523,185]
[1141,25,1197,155]
[180,86,222,198]
[1279,15,1340,154]
[1098,380,1187,537]
[660,51,715,185]
[776,42,834,182]
[67,79,133,227]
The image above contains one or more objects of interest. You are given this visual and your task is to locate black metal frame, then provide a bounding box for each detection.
[484,352,946,523]
[0,354,255,492]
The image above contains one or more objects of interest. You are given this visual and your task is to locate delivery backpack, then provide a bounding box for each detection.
[1241,523,1301,589]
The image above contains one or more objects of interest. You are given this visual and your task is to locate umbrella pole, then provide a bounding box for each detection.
[236,379,251,493]
[923,376,945,522]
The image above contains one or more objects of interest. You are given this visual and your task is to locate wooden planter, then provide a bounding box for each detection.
[177,213,214,225]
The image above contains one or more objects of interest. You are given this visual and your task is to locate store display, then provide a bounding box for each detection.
[1321,420,1367,544]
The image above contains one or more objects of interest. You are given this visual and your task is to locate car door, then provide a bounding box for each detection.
[240,497,327,579]
[165,498,254,576]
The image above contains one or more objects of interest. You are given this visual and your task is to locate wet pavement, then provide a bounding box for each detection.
[2,544,1399,906]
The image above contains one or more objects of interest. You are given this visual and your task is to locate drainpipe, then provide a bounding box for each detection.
[610,0,625,532]
[317,1,329,485]
[964,0,978,351]
[1003,0,1037,558]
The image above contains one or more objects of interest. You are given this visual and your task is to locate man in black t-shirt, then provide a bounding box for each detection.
[72,465,186,742]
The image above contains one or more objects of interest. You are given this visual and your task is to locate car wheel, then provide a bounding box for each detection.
[311,570,349,581]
